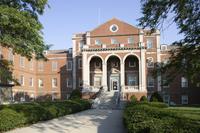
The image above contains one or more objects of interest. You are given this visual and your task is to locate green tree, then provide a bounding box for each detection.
[139,0,200,83]
[0,0,49,84]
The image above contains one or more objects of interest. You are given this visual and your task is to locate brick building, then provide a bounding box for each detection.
[0,18,199,104]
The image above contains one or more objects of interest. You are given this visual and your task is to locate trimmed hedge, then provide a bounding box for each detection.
[140,96,148,102]
[150,92,163,102]
[123,102,200,133]
[0,99,91,132]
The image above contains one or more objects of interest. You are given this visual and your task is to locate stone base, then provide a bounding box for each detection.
[122,92,147,101]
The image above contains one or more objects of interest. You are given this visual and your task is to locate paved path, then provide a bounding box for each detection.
[7,109,126,133]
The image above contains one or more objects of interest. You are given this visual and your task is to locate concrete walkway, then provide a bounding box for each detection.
[7,109,127,133]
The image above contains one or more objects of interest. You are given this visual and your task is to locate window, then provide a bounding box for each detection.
[128,37,134,44]
[147,76,154,87]
[129,61,136,67]
[162,75,169,88]
[8,49,14,62]
[78,59,82,69]
[181,95,188,104]
[38,62,44,71]
[110,24,119,32]
[52,61,58,71]
[147,57,154,68]
[29,59,34,70]
[79,41,84,50]
[95,61,101,68]
[128,75,137,86]
[111,38,119,44]
[147,39,153,49]
[52,78,57,88]
[67,79,72,87]
[19,75,24,86]
[38,79,44,87]
[181,77,188,88]
[29,78,33,87]
[163,95,170,104]
[95,39,101,45]
[20,56,25,67]
[67,61,72,70]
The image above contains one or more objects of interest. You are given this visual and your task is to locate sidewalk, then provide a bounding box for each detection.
[7,109,127,133]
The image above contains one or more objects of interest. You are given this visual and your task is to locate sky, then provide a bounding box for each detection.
[39,0,183,50]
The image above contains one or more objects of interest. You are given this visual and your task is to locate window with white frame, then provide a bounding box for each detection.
[181,95,188,104]
[147,39,153,49]
[181,77,188,88]
[29,59,34,70]
[19,75,24,86]
[29,77,33,87]
[78,59,82,69]
[38,79,44,87]
[147,57,154,68]
[67,61,72,70]
[129,61,136,67]
[79,41,84,50]
[67,79,72,87]
[162,76,169,88]
[128,37,134,44]
[127,75,137,86]
[19,56,25,67]
[38,62,44,71]
[163,95,170,104]
[147,76,154,87]
[52,61,58,71]
[8,49,14,62]
[111,38,118,44]
[95,39,102,45]
[52,78,57,88]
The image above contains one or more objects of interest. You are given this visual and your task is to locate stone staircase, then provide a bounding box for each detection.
[92,91,126,110]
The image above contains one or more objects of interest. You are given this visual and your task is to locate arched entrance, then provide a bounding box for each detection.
[106,56,121,91]
[89,56,103,88]
[124,55,139,89]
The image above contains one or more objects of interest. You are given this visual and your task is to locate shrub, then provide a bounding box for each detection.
[0,99,91,132]
[69,89,82,99]
[140,96,148,102]
[130,95,137,103]
[150,92,163,102]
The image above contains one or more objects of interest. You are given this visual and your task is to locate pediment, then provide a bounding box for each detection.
[90,18,140,36]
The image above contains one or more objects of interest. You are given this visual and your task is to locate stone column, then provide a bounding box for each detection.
[156,30,161,92]
[120,62,125,92]
[140,49,146,91]
[82,52,90,90]
[102,62,108,90]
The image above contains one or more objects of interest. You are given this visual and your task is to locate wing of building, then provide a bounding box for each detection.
[0,18,199,104]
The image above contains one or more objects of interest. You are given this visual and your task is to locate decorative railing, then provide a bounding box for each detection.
[124,86,139,92]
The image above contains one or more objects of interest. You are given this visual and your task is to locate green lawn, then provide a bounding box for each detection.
[167,106,200,121]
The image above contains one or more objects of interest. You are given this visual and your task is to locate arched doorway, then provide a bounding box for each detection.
[124,55,139,89]
[89,56,103,88]
[106,56,121,91]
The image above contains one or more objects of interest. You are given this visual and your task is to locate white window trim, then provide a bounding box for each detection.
[110,24,119,33]
[29,78,34,87]
[181,95,188,104]
[38,79,44,88]
[147,76,154,87]
[29,60,34,70]
[181,77,188,88]
[67,61,72,70]
[147,39,153,49]
[127,74,137,86]
[20,56,25,68]
[147,57,154,68]
[52,61,58,71]
[20,75,25,86]
[163,95,170,104]
[52,78,57,88]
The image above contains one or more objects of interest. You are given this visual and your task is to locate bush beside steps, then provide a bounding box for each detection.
[0,99,91,132]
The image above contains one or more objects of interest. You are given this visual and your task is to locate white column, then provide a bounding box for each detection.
[140,49,146,91]
[102,62,108,90]
[72,40,77,90]
[120,62,125,92]
[156,30,161,92]
[82,52,90,90]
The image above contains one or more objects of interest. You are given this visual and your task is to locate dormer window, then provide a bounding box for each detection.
[147,39,153,49]
[95,39,101,45]
[111,38,118,44]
